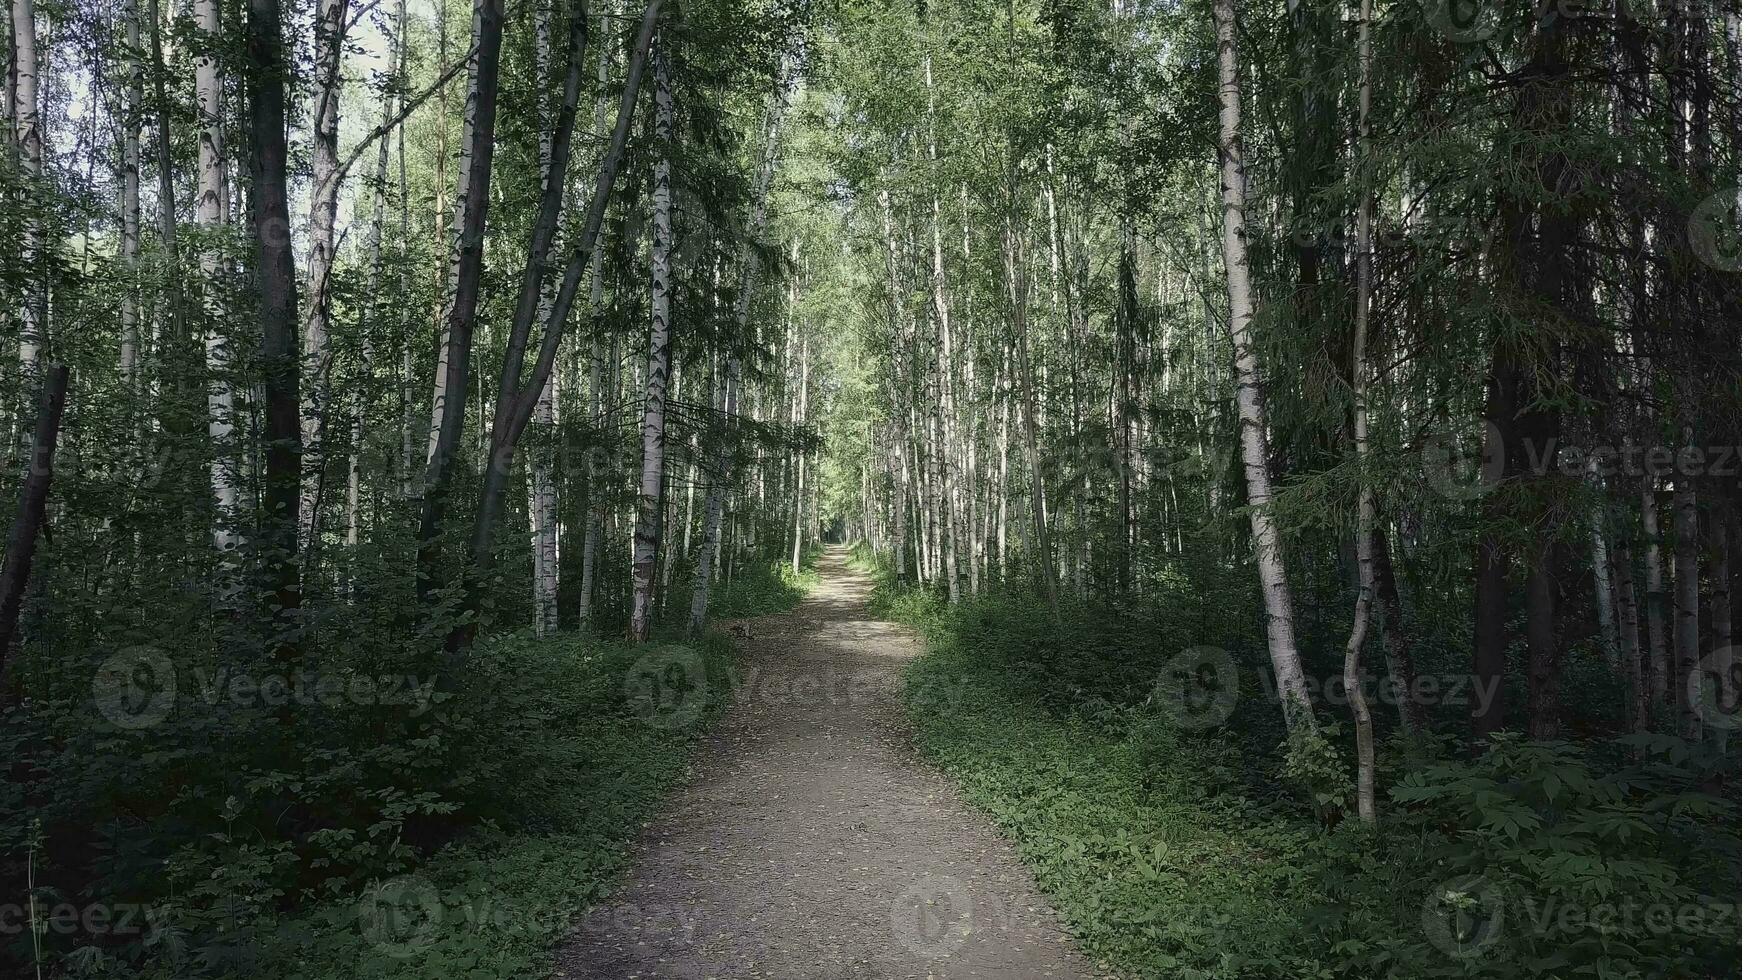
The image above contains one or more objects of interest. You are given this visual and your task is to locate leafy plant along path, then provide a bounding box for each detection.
[554,546,1098,979]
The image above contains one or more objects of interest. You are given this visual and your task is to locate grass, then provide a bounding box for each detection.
[30,557,817,980]
[870,553,1742,979]
[705,550,820,619]
[244,631,739,980]
[891,590,1328,977]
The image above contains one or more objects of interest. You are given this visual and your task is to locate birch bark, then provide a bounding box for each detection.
[628,36,675,642]
[1212,0,1314,730]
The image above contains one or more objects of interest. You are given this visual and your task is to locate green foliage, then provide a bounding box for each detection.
[1324,735,1742,978]
[703,551,820,619]
[1282,724,1355,819]
[883,575,1742,979]
[2,630,738,979]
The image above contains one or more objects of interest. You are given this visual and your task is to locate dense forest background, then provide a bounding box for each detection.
[2,0,1741,973]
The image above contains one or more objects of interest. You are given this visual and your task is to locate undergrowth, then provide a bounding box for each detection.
[868,552,1742,979]
[4,552,817,979]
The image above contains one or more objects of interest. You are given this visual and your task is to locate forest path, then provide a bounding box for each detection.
[552,545,1099,979]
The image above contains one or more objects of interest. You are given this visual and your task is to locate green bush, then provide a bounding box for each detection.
[883,575,1742,979]
[3,629,739,979]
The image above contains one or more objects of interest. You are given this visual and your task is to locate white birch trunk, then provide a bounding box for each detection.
[11,0,42,381]
[1344,0,1378,823]
[194,0,240,552]
[427,0,486,466]
[528,0,560,634]
[1213,0,1314,730]
[299,0,351,554]
[791,336,809,575]
[120,0,143,384]
[629,38,674,642]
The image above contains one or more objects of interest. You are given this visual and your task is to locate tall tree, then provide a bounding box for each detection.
[1211,0,1314,731]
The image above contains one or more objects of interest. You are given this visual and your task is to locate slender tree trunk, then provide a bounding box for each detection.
[417,0,507,604]
[247,0,303,646]
[299,0,351,560]
[456,0,658,653]
[1004,217,1057,615]
[11,0,43,384]
[1373,530,1428,733]
[0,363,65,681]
[120,0,143,385]
[193,0,240,554]
[1212,0,1314,730]
[1613,533,1649,733]
[1673,483,1701,739]
[791,336,809,575]
[1344,0,1378,823]
[528,0,560,636]
[628,33,674,643]
[1643,486,1671,707]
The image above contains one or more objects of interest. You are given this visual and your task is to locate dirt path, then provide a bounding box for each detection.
[553,546,1098,980]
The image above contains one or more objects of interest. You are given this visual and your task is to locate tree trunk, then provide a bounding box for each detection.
[1212,0,1314,731]
[299,0,351,560]
[0,363,66,680]
[11,0,43,383]
[417,0,507,604]
[120,0,143,385]
[1673,483,1701,740]
[1004,217,1057,616]
[1643,486,1671,708]
[1344,0,1378,823]
[628,32,674,643]
[246,0,303,647]
[791,336,809,575]
[457,0,659,653]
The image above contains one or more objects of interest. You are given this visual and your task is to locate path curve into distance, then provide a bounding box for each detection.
[553,546,1101,979]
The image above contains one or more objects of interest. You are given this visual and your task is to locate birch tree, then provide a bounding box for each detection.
[1211,0,1314,731]
[629,32,675,643]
